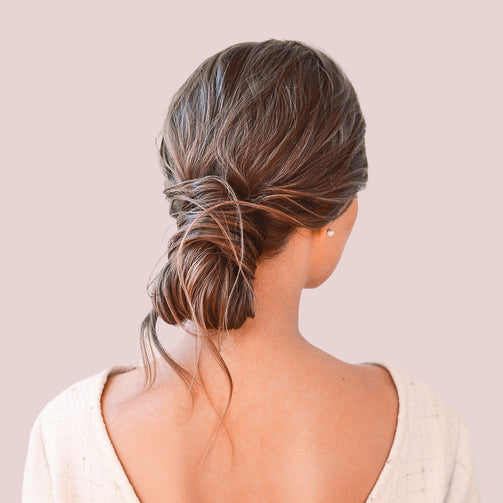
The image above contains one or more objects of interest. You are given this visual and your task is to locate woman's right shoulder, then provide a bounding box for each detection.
[359,361,480,500]
[378,361,464,420]
[363,361,468,456]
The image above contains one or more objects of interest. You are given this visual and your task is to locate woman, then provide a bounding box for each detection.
[22,39,480,502]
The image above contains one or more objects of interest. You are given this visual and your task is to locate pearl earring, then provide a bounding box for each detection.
[326,228,334,237]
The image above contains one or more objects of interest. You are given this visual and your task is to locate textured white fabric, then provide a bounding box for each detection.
[22,362,481,502]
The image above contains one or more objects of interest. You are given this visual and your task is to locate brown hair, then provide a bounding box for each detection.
[139,38,368,460]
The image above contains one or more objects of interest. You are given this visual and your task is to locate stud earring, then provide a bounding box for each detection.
[326,228,334,237]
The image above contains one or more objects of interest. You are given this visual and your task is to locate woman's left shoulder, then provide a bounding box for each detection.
[32,363,136,432]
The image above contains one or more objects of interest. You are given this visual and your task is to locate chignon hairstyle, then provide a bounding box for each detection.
[140,39,368,460]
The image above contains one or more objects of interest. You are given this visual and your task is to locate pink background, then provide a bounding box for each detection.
[3,1,501,500]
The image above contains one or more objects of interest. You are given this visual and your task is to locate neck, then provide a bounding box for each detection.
[156,232,316,395]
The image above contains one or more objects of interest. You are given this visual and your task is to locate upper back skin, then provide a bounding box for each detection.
[100,349,399,503]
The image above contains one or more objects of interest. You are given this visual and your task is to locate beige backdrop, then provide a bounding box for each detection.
[2,0,501,501]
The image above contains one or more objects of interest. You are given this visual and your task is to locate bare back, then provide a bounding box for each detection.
[101,355,398,503]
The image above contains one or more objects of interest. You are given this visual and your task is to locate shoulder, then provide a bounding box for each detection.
[370,362,465,466]
[360,362,480,499]
[32,363,137,447]
[380,362,464,422]
[23,364,139,499]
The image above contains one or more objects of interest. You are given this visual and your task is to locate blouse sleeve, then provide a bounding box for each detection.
[22,414,54,503]
[445,416,481,503]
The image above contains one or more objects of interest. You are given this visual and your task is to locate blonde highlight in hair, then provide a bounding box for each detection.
[139,39,368,464]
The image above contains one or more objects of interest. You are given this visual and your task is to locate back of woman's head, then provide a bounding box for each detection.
[140,39,368,395]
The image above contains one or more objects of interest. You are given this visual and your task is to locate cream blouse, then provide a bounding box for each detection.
[22,362,481,502]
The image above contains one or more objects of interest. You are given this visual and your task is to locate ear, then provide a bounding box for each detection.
[303,196,359,241]
[336,196,357,219]
[313,197,357,236]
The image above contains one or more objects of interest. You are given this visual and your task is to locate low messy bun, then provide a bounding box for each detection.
[154,174,265,332]
[139,39,368,457]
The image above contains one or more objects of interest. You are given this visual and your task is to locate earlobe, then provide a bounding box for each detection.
[322,197,358,240]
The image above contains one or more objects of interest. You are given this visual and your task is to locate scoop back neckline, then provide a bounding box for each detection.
[92,360,406,503]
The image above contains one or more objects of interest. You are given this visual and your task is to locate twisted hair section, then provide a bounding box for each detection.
[139,38,368,463]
